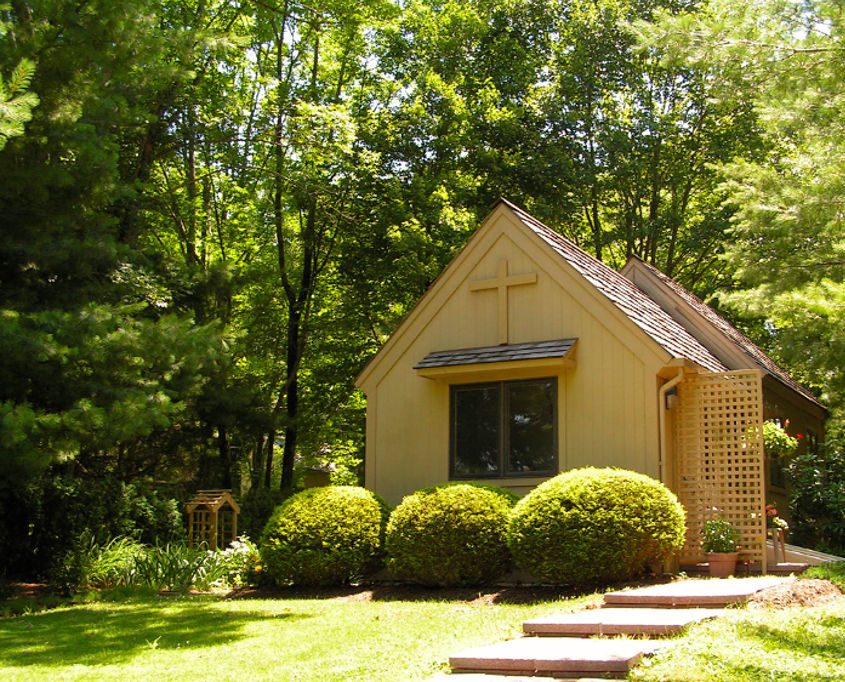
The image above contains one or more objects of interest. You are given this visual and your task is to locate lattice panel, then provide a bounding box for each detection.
[189,509,212,547]
[675,370,766,570]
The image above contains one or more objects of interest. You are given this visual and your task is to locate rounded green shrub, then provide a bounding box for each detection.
[259,486,389,587]
[507,467,685,586]
[385,483,517,586]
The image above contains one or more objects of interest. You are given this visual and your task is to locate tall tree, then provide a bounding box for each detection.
[0,0,226,485]
[638,0,845,418]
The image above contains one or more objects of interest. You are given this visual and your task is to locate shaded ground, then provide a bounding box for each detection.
[228,575,845,609]
[226,583,592,605]
[8,575,842,610]
[226,573,678,605]
[746,578,843,608]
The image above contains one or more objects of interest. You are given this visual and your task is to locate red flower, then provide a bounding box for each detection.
[796,433,804,440]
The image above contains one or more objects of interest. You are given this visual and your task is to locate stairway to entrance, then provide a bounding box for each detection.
[431,576,788,680]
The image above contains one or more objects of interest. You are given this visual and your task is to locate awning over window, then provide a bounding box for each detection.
[414,339,577,381]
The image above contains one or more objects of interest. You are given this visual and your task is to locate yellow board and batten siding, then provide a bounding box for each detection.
[357,205,672,506]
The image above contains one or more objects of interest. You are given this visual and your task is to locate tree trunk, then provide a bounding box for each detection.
[264,430,275,488]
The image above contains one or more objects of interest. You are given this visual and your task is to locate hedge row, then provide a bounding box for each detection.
[258,468,685,588]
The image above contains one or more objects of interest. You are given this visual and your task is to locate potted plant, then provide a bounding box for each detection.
[702,517,740,577]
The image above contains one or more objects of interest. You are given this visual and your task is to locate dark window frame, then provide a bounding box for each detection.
[449,377,558,479]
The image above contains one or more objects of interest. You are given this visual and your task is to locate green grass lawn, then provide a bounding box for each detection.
[631,599,845,682]
[0,588,597,681]
[3,582,844,681]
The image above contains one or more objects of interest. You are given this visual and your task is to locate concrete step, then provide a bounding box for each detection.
[523,607,724,637]
[603,576,789,608]
[449,636,666,678]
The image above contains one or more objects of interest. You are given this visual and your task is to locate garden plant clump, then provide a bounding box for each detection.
[48,534,260,594]
[701,517,740,553]
[385,483,517,587]
[507,467,685,585]
[260,486,389,586]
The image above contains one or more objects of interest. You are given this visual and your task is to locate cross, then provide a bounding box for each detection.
[470,259,538,344]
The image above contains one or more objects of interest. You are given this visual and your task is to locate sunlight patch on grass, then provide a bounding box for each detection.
[631,600,845,681]
[0,591,600,681]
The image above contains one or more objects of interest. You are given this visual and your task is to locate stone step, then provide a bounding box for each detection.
[426,672,607,682]
[603,576,789,608]
[449,636,666,678]
[680,562,809,576]
[428,675,562,681]
[522,607,724,637]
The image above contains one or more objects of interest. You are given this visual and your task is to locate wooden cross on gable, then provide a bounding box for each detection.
[470,259,538,344]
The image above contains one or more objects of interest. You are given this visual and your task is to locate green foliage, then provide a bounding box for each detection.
[0,307,227,486]
[132,543,226,592]
[701,517,740,553]
[0,56,38,150]
[49,533,261,594]
[507,467,685,585]
[0,474,183,581]
[0,7,38,150]
[49,534,146,594]
[787,442,845,555]
[216,536,262,588]
[762,420,799,458]
[639,0,845,423]
[385,483,516,587]
[259,486,390,587]
[238,488,288,543]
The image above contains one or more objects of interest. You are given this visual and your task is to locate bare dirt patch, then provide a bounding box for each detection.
[746,578,843,608]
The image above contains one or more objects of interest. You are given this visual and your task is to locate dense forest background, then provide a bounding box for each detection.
[3,0,845,576]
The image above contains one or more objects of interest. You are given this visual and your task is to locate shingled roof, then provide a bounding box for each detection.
[502,200,728,374]
[415,338,577,369]
[624,255,822,408]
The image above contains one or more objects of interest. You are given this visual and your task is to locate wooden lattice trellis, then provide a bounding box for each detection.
[186,489,240,550]
[675,370,767,571]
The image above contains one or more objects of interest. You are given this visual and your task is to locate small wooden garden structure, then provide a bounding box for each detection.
[186,489,240,550]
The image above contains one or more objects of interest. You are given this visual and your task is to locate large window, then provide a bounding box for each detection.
[450,378,557,478]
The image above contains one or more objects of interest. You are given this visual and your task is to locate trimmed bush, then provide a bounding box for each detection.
[386,483,517,586]
[260,486,389,587]
[508,467,685,586]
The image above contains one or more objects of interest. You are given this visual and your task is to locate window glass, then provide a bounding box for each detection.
[507,380,556,474]
[453,384,500,476]
[451,379,556,478]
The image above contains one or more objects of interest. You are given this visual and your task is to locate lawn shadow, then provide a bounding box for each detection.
[0,598,310,668]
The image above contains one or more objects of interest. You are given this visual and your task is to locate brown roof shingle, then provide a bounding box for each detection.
[503,200,728,374]
[625,255,822,407]
[415,338,577,369]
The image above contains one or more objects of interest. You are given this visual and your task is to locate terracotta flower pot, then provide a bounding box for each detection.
[706,551,739,578]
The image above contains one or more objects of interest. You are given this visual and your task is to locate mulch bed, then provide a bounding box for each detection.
[224,573,677,605]
[746,578,843,608]
[228,575,845,609]
[226,583,593,604]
